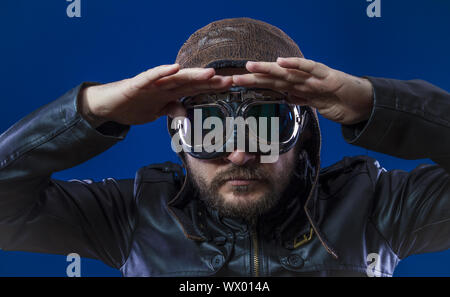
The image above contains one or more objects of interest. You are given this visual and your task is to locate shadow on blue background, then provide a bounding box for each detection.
[0,0,449,276]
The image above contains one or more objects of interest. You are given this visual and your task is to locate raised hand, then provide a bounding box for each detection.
[232,57,374,125]
[80,63,233,127]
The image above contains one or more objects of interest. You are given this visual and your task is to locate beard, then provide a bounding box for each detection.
[186,155,300,224]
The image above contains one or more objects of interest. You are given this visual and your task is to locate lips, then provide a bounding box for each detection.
[224,177,260,186]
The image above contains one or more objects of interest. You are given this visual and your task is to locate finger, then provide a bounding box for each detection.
[245,61,309,83]
[232,73,293,91]
[132,64,181,89]
[287,94,310,106]
[288,91,330,110]
[153,68,216,90]
[171,75,233,97]
[277,57,328,79]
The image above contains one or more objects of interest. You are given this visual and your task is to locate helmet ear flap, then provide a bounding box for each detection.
[168,115,180,146]
[292,108,313,178]
[297,108,312,146]
[293,148,315,192]
[287,107,311,154]
[167,115,187,161]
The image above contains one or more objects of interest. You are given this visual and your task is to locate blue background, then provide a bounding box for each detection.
[0,0,449,276]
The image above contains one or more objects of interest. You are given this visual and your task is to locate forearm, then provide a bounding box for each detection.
[341,76,450,171]
[0,83,130,218]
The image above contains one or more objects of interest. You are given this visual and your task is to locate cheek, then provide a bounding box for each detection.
[186,157,219,183]
[198,164,214,181]
[263,163,286,178]
[263,151,297,179]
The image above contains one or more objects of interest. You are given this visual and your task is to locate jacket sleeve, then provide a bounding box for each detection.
[341,77,450,259]
[0,83,136,269]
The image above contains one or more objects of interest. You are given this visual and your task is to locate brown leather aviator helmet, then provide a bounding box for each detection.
[168,17,338,258]
[175,17,303,70]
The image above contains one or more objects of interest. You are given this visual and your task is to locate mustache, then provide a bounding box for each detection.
[211,165,270,188]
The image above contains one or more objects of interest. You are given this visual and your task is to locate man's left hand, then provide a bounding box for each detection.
[232,57,374,125]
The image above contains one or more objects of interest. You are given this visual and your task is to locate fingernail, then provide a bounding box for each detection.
[277,57,285,61]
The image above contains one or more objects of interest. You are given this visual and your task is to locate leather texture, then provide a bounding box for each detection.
[0,76,449,276]
[175,17,303,70]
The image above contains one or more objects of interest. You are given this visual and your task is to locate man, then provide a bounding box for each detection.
[0,17,449,277]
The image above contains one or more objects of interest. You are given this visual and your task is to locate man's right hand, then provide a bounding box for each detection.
[79,63,233,127]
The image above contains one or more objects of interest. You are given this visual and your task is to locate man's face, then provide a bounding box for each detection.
[184,67,299,222]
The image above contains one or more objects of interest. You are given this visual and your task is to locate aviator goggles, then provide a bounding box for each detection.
[171,86,308,160]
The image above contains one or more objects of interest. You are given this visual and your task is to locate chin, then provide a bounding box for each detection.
[221,191,263,205]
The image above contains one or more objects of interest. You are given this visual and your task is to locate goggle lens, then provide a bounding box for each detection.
[184,106,228,148]
[172,87,305,160]
[245,103,296,143]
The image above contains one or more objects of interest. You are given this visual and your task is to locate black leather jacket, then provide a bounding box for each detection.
[0,76,449,277]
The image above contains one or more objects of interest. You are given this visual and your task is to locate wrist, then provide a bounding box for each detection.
[351,76,374,123]
[78,84,109,128]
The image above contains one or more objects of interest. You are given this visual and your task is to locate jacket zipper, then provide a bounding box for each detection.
[251,225,259,277]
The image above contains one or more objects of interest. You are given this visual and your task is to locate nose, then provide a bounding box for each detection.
[225,150,257,166]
